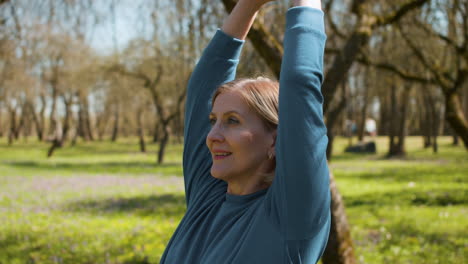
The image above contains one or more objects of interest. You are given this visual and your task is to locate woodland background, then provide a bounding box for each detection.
[0,0,466,263]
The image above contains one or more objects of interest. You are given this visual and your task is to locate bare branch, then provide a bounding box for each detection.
[351,0,369,14]
[397,24,453,89]
[413,17,464,53]
[374,0,429,27]
[109,64,151,86]
[357,54,432,84]
[325,0,346,39]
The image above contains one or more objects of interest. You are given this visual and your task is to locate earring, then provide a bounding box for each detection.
[268,152,274,160]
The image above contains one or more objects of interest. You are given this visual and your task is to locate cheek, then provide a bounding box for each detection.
[235,131,255,149]
[233,130,268,159]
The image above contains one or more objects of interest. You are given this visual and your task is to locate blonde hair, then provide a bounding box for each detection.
[211,77,279,184]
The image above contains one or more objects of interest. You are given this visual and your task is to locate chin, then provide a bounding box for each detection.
[210,168,232,181]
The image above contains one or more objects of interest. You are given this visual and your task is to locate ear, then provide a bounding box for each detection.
[268,130,277,154]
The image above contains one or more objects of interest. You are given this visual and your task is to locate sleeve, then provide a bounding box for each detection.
[264,7,331,240]
[183,30,245,208]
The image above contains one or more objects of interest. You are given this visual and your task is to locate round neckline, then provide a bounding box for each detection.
[225,188,268,204]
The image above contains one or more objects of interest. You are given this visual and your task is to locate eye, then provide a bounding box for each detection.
[227,117,239,124]
[209,117,216,126]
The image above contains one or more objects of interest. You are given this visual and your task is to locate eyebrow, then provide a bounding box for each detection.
[209,110,241,117]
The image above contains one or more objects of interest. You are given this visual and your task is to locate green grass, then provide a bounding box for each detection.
[0,136,466,263]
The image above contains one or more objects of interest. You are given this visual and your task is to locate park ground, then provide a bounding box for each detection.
[0,136,466,264]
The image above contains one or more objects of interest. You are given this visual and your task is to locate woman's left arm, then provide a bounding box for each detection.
[266,1,331,241]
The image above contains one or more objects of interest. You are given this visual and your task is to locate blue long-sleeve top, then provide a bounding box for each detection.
[160,7,330,264]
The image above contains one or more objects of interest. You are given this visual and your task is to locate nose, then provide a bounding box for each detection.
[206,123,225,144]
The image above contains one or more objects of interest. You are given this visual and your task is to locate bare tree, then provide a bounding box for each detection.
[361,0,468,149]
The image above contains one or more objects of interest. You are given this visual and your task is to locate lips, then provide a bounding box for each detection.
[212,149,232,160]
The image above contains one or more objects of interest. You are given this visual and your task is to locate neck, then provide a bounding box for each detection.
[227,179,269,195]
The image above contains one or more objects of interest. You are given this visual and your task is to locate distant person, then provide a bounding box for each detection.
[365,118,377,137]
[160,0,330,263]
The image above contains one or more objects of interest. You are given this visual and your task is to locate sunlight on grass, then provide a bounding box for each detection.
[0,136,466,263]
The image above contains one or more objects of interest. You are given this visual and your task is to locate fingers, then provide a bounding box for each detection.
[291,0,322,9]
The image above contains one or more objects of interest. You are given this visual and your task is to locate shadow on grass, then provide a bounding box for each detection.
[0,232,47,263]
[65,194,186,217]
[344,188,466,208]
[330,152,378,162]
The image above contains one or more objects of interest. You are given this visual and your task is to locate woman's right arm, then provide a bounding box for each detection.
[183,0,272,207]
[265,0,330,245]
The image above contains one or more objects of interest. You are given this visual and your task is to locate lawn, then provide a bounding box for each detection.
[0,136,466,263]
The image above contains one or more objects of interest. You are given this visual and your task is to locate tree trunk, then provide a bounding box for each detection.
[111,106,119,142]
[326,97,347,160]
[48,90,58,138]
[0,108,3,138]
[47,96,72,157]
[357,76,369,142]
[357,103,368,142]
[388,85,397,156]
[137,108,146,153]
[322,172,356,264]
[326,131,335,161]
[444,90,468,149]
[38,95,46,141]
[83,96,94,141]
[395,88,411,156]
[153,122,160,143]
[77,102,89,141]
[96,113,108,141]
[452,129,459,146]
[8,107,17,145]
[14,108,25,140]
[28,101,44,141]
[157,124,170,164]
[422,92,433,148]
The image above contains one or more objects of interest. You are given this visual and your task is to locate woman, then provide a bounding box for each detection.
[160,0,330,263]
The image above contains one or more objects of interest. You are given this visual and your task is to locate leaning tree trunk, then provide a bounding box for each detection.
[322,172,356,264]
[444,90,468,149]
[27,101,44,141]
[157,123,170,164]
[326,96,347,160]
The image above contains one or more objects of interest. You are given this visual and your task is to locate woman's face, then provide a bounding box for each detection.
[206,91,275,183]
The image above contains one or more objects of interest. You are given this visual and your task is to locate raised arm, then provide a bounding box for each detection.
[265,0,331,241]
[183,0,273,207]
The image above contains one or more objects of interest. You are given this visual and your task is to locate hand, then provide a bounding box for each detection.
[222,0,274,40]
[245,0,275,9]
[292,0,322,9]
[258,0,275,4]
